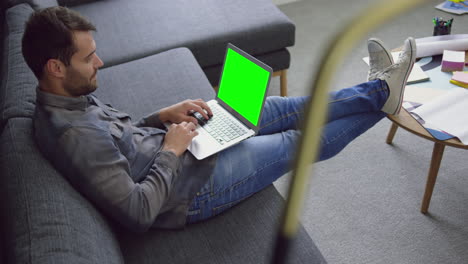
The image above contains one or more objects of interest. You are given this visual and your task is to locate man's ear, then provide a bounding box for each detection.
[45,59,67,79]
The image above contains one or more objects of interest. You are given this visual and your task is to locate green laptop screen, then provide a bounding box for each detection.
[217,48,270,126]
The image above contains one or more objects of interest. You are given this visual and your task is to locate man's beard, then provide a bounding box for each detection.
[63,67,98,97]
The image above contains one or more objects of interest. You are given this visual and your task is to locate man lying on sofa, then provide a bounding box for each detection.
[22,7,416,232]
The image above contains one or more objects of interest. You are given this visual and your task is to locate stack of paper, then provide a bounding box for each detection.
[441,50,465,72]
[412,88,468,144]
[450,71,468,88]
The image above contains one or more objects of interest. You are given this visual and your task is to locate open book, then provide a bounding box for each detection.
[435,1,468,15]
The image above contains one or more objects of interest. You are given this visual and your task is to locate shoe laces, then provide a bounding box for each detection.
[380,63,400,78]
[368,52,393,76]
[369,66,382,77]
[371,50,411,79]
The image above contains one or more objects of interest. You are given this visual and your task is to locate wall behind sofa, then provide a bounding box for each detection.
[0,2,5,263]
[0,0,5,80]
[0,1,4,260]
[0,6,4,263]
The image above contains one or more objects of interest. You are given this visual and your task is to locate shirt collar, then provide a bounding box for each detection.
[36,87,95,111]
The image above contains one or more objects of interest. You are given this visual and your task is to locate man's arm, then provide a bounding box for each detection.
[58,126,179,233]
[133,110,166,129]
[134,99,213,128]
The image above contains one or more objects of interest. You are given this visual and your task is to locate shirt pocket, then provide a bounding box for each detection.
[104,104,131,120]
[109,121,137,162]
[113,111,131,120]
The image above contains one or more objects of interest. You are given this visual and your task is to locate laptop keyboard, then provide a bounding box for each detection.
[202,103,248,145]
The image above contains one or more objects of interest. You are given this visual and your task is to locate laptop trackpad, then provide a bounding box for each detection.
[188,127,223,160]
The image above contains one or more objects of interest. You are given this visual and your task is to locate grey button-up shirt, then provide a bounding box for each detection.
[34,89,217,232]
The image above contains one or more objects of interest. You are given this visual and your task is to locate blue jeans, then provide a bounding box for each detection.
[186,79,388,223]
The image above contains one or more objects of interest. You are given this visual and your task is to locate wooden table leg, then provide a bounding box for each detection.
[386,123,399,144]
[280,70,288,97]
[421,142,446,214]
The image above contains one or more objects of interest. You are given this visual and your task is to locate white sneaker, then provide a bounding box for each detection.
[375,37,416,115]
[367,38,394,81]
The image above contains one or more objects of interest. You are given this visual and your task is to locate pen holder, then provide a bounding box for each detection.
[432,17,453,36]
[433,24,451,36]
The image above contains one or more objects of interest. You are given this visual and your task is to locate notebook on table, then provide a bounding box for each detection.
[188,43,272,160]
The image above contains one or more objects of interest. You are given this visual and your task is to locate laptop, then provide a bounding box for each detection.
[188,43,272,160]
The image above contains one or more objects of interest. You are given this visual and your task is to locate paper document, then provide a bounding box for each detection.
[412,88,468,144]
[404,86,449,104]
[363,52,429,84]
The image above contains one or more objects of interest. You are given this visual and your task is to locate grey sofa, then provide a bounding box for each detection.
[0,1,327,263]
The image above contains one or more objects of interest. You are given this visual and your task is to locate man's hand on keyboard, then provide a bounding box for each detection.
[162,121,199,156]
[159,99,213,125]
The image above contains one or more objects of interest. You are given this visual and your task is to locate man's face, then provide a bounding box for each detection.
[63,31,103,97]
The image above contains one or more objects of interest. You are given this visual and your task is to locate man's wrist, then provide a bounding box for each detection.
[158,107,169,123]
[161,146,181,157]
[155,150,181,171]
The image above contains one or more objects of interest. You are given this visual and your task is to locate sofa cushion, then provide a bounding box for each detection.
[7,0,57,9]
[0,4,37,129]
[92,48,326,263]
[70,0,295,69]
[0,117,124,264]
[93,47,216,118]
[117,184,326,264]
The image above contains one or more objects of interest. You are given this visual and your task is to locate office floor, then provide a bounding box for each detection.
[271,0,468,263]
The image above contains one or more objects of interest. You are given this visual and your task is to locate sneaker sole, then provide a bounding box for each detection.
[368,38,394,81]
[368,38,394,65]
[394,37,416,115]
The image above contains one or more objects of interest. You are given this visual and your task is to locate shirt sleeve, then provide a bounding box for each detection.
[133,110,166,129]
[57,125,179,233]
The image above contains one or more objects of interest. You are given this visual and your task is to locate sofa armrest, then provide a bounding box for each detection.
[1,4,38,130]
[0,118,124,264]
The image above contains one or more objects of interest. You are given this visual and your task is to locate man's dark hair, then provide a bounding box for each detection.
[22,6,96,80]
